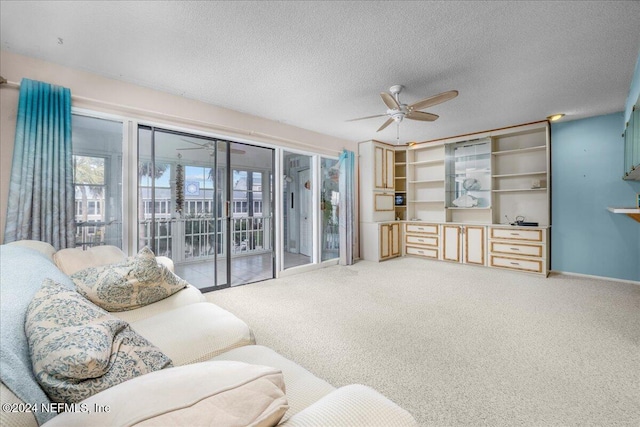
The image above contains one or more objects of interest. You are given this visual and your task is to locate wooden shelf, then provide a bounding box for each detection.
[395,162,407,166]
[409,200,445,203]
[409,159,444,166]
[395,176,406,180]
[492,145,546,156]
[446,207,492,210]
[492,171,546,178]
[607,207,640,223]
[492,188,547,193]
[408,179,445,184]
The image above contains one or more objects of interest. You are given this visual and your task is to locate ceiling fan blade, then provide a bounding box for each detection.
[409,90,458,111]
[377,118,394,132]
[346,114,388,122]
[180,138,209,148]
[380,92,399,110]
[406,111,439,122]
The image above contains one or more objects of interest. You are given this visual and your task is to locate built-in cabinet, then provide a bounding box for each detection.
[374,145,395,190]
[359,122,551,275]
[380,222,401,260]
[404,223,439,259]
[488,226,548,274]
[623,96,639,180]
[443,224,486,265]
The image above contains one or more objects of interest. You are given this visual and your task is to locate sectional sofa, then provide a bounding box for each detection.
[0,241,417,426]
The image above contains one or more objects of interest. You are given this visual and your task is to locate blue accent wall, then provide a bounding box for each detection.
[551,113,640,281]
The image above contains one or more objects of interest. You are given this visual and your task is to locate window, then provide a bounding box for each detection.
[71,115,123,249]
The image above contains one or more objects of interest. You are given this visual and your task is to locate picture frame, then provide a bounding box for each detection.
[637,193,640,209]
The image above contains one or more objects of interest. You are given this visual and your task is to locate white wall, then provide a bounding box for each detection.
[0,50,356,244]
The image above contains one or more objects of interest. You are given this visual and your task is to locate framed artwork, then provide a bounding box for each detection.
[637,193,640,209]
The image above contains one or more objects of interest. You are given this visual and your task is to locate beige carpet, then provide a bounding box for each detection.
[206,257,640,426]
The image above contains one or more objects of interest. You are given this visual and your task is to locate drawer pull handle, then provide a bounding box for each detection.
[510,262,520,265]
[510,233,520,236]
[418,251,424,254]
[510,247,520,251]
[418,239,425,242]
[417,228,424,231]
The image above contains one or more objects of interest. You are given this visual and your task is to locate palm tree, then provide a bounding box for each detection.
[74,156,105,222]
[138,161,168,252]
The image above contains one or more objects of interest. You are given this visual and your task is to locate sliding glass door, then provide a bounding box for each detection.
[138,126,274,291]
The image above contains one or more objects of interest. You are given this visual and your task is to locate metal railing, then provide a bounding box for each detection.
[138,216,271,262]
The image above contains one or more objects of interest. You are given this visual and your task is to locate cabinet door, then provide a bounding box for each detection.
[385,148,395,190]
[390,223,400,257]
[464,226,485,265]
[443,225,461,262]
[380,224,390,259]
[374,146,385,189]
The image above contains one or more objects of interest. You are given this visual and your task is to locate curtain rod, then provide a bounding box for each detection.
[0,76,343,155]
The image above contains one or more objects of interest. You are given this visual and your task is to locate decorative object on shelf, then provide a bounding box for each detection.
[452,194,478,208]
[175,154,184,215]
[462,177,481,191]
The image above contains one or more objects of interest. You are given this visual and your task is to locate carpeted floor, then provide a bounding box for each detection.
[206,257,640,426]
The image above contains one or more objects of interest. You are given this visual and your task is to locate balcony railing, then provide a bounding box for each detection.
[138,216,272,262]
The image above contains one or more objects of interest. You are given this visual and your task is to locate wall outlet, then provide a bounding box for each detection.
[531,179,541,189]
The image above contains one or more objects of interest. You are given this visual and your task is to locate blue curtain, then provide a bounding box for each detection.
[338,149,355,265]
[4,78,75,250]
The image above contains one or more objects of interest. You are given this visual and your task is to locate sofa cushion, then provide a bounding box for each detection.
[26,279,172,404]
[0,245,73,425]
[54,245,126,275]
[281,384,418,427]
[130,302,255,366]
[42,361,288,427]
[111,284,206,323]
[70,247,187,312]
[6,240,57,262]
[212,345,336,421]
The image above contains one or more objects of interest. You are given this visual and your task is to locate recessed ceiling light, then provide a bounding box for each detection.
[547,114,565,122]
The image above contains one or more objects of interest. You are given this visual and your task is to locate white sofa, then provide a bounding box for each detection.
[0,241,417,427]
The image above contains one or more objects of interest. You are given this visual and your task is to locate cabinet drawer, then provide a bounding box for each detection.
[490,227,543,242]
[406,224,439,234]
[490,241,543,258]
[374,194,394,211]
[490,255,543,273]
[406,246,439,259]
[406,235,439,247]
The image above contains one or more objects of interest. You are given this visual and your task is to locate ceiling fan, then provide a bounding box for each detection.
[348,85,458,132]
[176,139,246,155]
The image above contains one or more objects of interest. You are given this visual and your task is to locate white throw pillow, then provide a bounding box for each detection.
[43,360,289,427]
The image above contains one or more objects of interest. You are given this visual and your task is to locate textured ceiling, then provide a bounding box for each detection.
[1,1,639,145]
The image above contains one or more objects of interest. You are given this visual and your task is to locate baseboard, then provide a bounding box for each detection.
[277,258,339,278]
[551,270,640,286]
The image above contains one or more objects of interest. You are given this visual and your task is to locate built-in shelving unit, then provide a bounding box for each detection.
[406,143,446,222]
[404,121,550,226]
[394,149,407,220]
[492,145,546,156]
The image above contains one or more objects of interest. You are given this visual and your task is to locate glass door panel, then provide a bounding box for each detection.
[138,126,274,291]
[321,157,340,261]
[282,151,312,269]
[229,142,275,285]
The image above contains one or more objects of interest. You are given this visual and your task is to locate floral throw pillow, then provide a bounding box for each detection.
[70,246,187,312]
[25,279,173,404]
